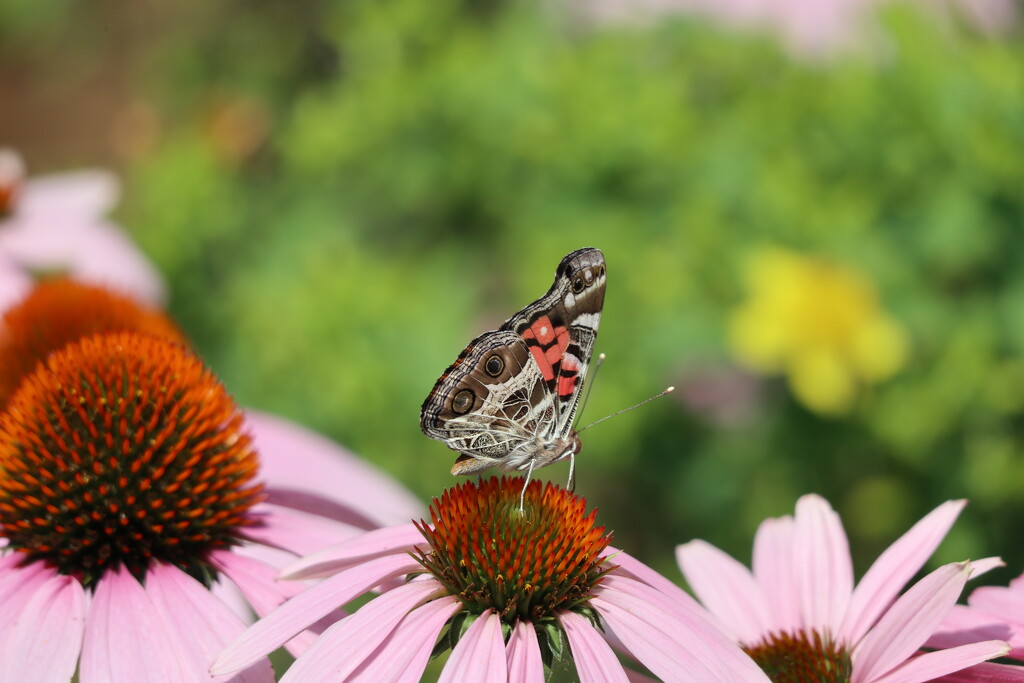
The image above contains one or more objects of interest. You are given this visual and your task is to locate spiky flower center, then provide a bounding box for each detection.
[744,630,852,683]
[415,477,612,630]
[0,332,264,586]
[0,279,185,404]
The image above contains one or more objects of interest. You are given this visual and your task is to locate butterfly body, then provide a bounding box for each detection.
[420,248,605,478]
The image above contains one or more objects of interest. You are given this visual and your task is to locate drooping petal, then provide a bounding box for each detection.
[931,662,1024,682]
[279,579,442,682]
[593,579,770,682]
[852,562,972,683]
[752,516,800,633]
[870,641,1011,683]
[0,573,85,683]
[676,540,772,644]
[506,620,545,683]
[438,610,508,683]
[840,500,965,644]
[242,503,362,557]
[561,610,630,683]
[280,524,426,580]
[969,582,1024,617]
[347,596,462,683]
[927,604,1022,655]
[210,550,304,619]
[247,410,423,527]
[212,553,422,675]
[144,563,274,683]
[793,494,853,635]
[79,566,189,683]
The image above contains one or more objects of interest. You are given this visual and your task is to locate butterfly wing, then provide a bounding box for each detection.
[500,247,605,438]
[420,247,605,475]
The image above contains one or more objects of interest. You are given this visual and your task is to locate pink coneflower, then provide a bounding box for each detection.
[0,147,165,309]
[214,477,771,682]
[676,494,1013,682]
[0,331,418,681]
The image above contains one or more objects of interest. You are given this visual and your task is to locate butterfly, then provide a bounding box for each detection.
[420,248,605,497]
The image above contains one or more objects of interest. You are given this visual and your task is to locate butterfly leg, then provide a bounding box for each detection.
[519,459,536,513]
[566,452,576,493]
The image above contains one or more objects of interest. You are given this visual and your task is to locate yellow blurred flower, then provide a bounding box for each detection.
[729,248,908,415]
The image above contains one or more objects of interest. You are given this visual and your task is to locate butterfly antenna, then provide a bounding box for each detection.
[573,352,606,429]
[577,386,675,433]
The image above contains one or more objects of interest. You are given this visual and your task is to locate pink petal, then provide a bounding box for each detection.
[347,596,462,683]
[438,610,508,683]
[210,550,305,618]
[212,553,420,675]
[927,605,1022,654]
[145,564,275,682]
[243,503,362,557]
[506,620,545,683]
[933,662,1024,682]
[753,516,800,633]
[870,641,1011,683]
[59,221,167,305]
[793,494,853,635]
[280,524,425,580]
[80,566,189,683]
[279,579,441,682]
[0,219,165,305]
[561,610,630,683]
[852,562,972,683]
[0,556,54,644]
[19,170,120,215]
[603,546,709,613]
[676,539,772,644]
[970,583,1024,617]
[246,410,423,526]
[969,558,1005,579]
[0,259,32,313]
[212,547,350,658]
[592,578,770,682]
[0,573,85,683]
[840,500,965,644]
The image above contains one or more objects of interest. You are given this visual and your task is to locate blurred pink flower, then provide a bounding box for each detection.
[677,494,1012,681]
[0,148,165,310]
[0,332,422,682]
[675,362,765,427]
[214,477,770,682]
[581,0,1018,58]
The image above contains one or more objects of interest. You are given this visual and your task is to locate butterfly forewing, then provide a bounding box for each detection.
[420,248,605,475]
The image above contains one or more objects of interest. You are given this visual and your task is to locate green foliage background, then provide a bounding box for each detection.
[4,0,1024,582]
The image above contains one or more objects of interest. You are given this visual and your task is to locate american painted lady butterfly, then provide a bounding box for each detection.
[420,248,605,492]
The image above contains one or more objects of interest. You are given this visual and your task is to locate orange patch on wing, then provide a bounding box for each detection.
[528,346,555,381]
[522,316,570,382]
[557,374,577,397]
